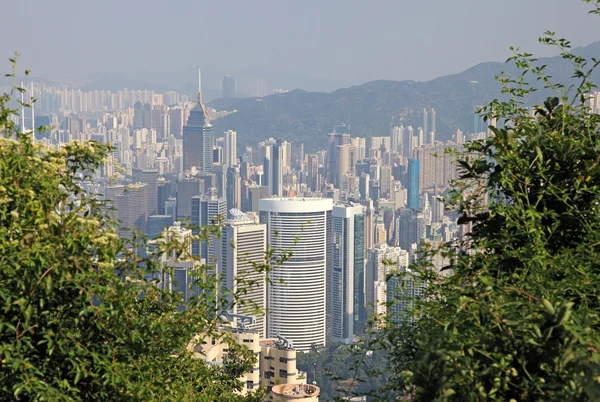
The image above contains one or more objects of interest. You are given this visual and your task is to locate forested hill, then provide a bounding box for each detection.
[209,41,600,152]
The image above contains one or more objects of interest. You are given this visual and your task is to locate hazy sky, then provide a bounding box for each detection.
[2,0,599,83]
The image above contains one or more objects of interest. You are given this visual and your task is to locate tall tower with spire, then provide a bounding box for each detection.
[183,68,213,172]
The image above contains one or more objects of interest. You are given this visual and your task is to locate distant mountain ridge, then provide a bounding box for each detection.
[209,41,600,152]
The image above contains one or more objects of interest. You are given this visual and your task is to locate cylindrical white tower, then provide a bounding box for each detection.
[259,198,333,351]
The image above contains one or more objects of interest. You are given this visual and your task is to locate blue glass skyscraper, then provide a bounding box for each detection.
[407,158,420,210]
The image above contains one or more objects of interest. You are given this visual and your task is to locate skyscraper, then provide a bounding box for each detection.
[259,198,333,351]
[390,125,404,154]
[396,208,425,255]
[331,202,365,343]
[183,69,213,172]
[224,129,237,167]
[263,143,283,197]
[214,210,267,336]
[133,168,159,218]
[430,107,436,137]
[105,183,148,238]
[327,125,351,184]
[222,75,236,98]
[191,191,227,262]
[365,244,408,316]
[407,158,420,210]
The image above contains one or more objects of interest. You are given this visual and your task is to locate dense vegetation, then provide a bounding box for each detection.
[0,59,266,401]
[296,343,390,401]
[376,17,600,402]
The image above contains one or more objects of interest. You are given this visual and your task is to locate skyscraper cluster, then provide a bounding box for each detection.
[29,68,489,355]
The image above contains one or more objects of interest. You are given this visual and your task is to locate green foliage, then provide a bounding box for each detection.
[0,56,266,401]
[378,7,600,402]
[296,342,391,401]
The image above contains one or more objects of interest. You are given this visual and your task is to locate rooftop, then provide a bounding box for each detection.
[271,384,320,399]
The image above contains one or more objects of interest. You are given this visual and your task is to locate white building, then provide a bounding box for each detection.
[214,210,267,337]
[259,197,333,351]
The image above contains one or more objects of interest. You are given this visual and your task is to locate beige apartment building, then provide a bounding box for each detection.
[190,323,317,400]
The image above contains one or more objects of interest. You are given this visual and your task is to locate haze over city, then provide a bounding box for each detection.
[2,0,600,88]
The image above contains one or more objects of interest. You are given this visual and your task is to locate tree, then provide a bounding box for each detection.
[379,4,600,401]
[0,57,266,401]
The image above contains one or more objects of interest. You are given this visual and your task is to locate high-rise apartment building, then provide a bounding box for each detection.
[331,202,365,343]
[365,244,409,316]
[387,267,425,324]
[105,183,148,238]
[224,129,237,167]
[183,70,213,172]
[214,211,267,336]
[390,125,404,154]
[259,198,333,351]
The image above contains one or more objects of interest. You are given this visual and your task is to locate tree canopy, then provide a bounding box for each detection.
[379,19,600,402]
[0,58,265,401]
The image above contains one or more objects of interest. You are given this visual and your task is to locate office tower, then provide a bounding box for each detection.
[176,177,204,219]
[259,198,333,351]
[327,125,351,184]
[396,208,425,254]
[390,126,404,154]
[213,146,223,165]
[359,172,370,200]
[157,179,172,215]
[105,183,148,238]
[214,210,267,336]
[222,75,236,98]
[407,158,420,210]
[224,129,237,167]
[263,143,283,196]
[430,108,436,136]
[191,191,226,262]
[133,168,159,217]
[165,197,177,221]
[148,215,174,239]
[226,167,242,211]
[183,70,213,172]
[423,108,428,142]
[247,185,270,212]
[369,180,380,201]
[365,244,408,316]
[306,154,319,191]
[331,203,365,343]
